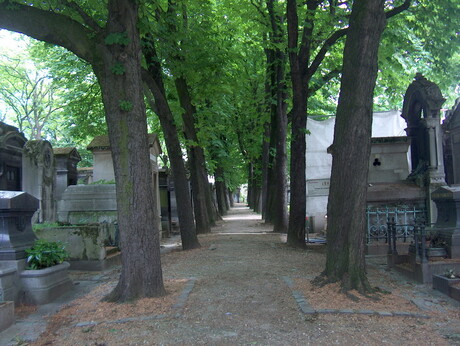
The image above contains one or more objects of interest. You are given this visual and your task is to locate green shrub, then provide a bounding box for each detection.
[25,239,69,270]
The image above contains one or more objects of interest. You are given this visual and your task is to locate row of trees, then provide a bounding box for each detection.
[0,0,459,299]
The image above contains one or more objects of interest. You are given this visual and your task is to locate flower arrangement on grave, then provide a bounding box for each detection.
[445,269,457,279]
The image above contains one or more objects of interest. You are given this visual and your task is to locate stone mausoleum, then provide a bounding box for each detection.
[0,122,27,191]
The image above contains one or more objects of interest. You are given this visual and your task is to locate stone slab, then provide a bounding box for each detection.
[0,301,14,332]
[57,184,118,224]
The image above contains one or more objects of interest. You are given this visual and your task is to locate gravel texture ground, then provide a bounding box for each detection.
[2,204,460,345]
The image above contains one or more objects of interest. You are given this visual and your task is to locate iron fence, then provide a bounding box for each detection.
[366,206,426,243]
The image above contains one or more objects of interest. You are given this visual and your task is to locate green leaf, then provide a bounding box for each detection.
[25,239,68,270]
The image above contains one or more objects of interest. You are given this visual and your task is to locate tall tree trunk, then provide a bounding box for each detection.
[261,18,277,222]
[247,163,255,208]
[163,0,218,231]
[96,0,165,301]
[263,102,277,222]
[271,61,288,233]
[0,0,168,302]
[251,161,263,213]
[224,185,231,210]
[228,189,234,207]
[215,167,228,215]
[285,0,316,248]
[175,77,214,233]
[142,40,200,250]
[263,0,288,233]
[253,187,262,213]
[323,0,386,292]
[261,110,272,219]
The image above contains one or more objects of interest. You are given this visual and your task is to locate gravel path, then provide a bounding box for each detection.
[3,204,460,345]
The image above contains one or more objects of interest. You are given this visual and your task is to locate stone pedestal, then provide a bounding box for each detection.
[0,191,38,260]
[431,186,460,259]
[0,265,16,301]
[0,301,14,332]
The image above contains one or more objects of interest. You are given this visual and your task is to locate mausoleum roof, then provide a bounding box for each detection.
[87,133,161,154]
[54,147,76,155]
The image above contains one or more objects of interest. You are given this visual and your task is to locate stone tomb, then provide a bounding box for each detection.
[368,136,411,184]
[87,133,162,182]
[365,136,425,254]
[443,99,460,185]
[86,133,162,231]
[22,140,56,223]
[401,74,446,224]
[57,184,118,224]
[430,186,460,259]
[0,122,27,191]
[54,147,81,200]
[389,192,460,283]
[0,191,38,261]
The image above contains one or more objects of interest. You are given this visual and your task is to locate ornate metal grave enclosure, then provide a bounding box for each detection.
[366,205,427,243]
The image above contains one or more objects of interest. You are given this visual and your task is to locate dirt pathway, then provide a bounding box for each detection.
[3,204,460,345]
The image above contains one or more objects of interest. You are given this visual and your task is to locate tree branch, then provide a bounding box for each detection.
[299,1,320,76]
[0,1,96,63]
[386,0,411,19]
[307,0,410,80]
[62,1,102,32]
[62,0,102,32]
[307,27,347,80]
[307,68,341,96]
[250,0,267,19]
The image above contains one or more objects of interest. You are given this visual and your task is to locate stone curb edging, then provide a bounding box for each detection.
[281,276,430,319]
[172,277,197,309]
[75,277,197,328]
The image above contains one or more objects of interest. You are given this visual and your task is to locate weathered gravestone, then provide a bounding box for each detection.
[0,191,38,260]
[0,122,27,191]
[22,140,56,223]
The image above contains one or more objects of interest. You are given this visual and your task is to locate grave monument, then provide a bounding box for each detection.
[0,191,38,261]
[54,147,81,200]
[442,98,460,185]
[401,73,446,224]
[22,140,56,223]
[0,122,27,191]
